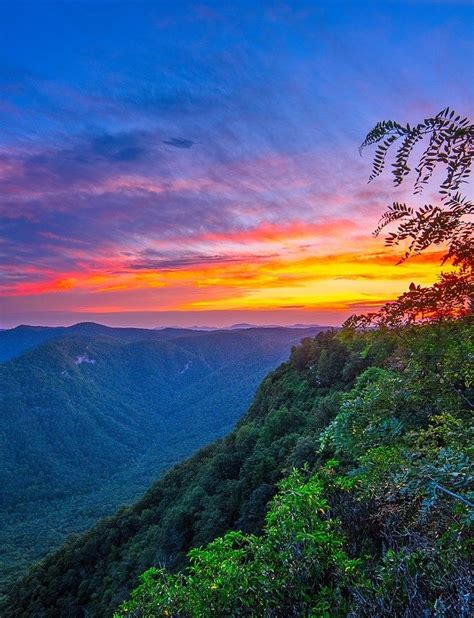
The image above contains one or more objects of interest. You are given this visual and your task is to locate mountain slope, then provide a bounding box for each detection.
[0,325,324,590]
[1,329,382,615]
[3,322,471,617]
[116,321,472,617]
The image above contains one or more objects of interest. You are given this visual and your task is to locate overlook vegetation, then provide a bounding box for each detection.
[119,322,473,617]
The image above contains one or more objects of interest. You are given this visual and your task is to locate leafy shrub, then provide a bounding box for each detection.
[116,470,360,617]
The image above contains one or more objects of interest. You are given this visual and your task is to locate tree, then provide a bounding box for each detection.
[346,108,473,328]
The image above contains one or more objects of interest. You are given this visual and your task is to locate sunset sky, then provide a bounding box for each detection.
[1,0,472,328]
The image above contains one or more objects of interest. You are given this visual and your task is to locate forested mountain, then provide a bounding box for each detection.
[0,324,323,591]
[3,322,470,616]
[0,322,217,363]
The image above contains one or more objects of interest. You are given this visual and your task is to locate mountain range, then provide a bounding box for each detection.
[0,322,326,590]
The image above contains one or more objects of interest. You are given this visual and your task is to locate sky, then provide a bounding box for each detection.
[0,0,472,328]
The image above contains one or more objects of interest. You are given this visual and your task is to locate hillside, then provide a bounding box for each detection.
[2,323,471,616]
[0,324,323,591]
[5,322,471,616]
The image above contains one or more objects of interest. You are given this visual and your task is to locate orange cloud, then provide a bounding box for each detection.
[202,218,359,244]
[3,238,444,323]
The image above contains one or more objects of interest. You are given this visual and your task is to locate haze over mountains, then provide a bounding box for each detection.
[0,322,326,590]
[155,323,323,332]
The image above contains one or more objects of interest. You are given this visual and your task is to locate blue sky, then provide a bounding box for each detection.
[0,1,472,327]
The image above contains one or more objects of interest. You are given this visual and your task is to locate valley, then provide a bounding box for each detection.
[0,322,324,590]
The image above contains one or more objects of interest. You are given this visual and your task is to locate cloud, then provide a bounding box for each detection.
[162,137,195,149]
[90,133,148,161]
[0,129,160,202]
[125,252,275,270]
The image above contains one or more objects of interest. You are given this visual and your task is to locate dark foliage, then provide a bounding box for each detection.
[348,108,473,328]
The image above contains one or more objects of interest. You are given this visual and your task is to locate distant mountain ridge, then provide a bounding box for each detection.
[0,321,328,363]
[0,322,202,363]
[155,323,324,331]
[229,322,323,330]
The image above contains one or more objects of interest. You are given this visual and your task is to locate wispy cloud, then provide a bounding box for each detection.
[163,137,195,149]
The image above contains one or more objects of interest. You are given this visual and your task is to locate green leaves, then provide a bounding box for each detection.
[116,470,358,617]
